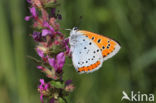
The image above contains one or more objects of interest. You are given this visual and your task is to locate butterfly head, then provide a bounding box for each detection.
[69,27,81,36]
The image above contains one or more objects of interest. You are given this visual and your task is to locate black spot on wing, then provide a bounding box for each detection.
[97,39,101,43]
[91,37,94,40]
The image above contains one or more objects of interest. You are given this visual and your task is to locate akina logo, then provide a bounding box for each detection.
[121,91,154,102]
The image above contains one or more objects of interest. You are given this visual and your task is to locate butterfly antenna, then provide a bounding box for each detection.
[76,16,83,28]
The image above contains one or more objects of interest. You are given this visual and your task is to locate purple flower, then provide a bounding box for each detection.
[48,52,65,73]
[36,48,44,58]
[32,31,42,41]
[37,66,46,71]
[39,79,50,92]
[30,7,37,18]
[64,38,70,54]
[43,22,55,34]
[38,79,50,103]
[24,16,32,21]
[24,7,37,21]
[42,29,52,36]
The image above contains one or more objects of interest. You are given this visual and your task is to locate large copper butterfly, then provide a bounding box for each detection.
[69,27,121,73]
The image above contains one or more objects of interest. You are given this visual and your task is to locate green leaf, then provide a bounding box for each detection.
[58,98,65,103]
[51,81,64,88]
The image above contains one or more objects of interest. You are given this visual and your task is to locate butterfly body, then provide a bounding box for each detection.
[69,27,120,74]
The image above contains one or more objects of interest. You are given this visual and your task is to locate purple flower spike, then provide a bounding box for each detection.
[42,29,52,36]
[30,7,37,18]
[32,31,41,41]
[36,48,44,58]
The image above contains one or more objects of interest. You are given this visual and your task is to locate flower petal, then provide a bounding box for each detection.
[43,22,55,34]
[56,52,65,72]
[48,58,57,71]
[37,66,43,70]
[40,79,45,85]
[24,16,32,21]
[42,29,51,36]
[32,31,41,41]
[64,39,70,54]
[30,7,37,17]
[36,48,44,57]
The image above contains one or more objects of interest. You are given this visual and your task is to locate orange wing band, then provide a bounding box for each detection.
[78,61,100,72]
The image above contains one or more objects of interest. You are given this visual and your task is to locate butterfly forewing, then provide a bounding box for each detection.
[79,30,121,61]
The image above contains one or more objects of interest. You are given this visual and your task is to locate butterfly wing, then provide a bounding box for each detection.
[70,35,103,73]
[79,30,121,61]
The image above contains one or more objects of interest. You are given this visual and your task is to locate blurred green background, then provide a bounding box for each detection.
[0,0,156,103]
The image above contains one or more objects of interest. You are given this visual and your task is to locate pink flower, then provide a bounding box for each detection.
[36,48,44,58]
[42,29,52,36]
[32,31,42,42]
[24,7,38,21]
[24,16,32,21]
[43,22,55,34]
[38,79,50,103]
[37,66,45,70]
[48,52,65,73]
[64,38,70,54]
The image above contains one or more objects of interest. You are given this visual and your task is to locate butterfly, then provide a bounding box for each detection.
[69,27,121,74]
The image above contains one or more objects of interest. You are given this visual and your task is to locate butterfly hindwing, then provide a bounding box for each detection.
[70,34,103,73]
